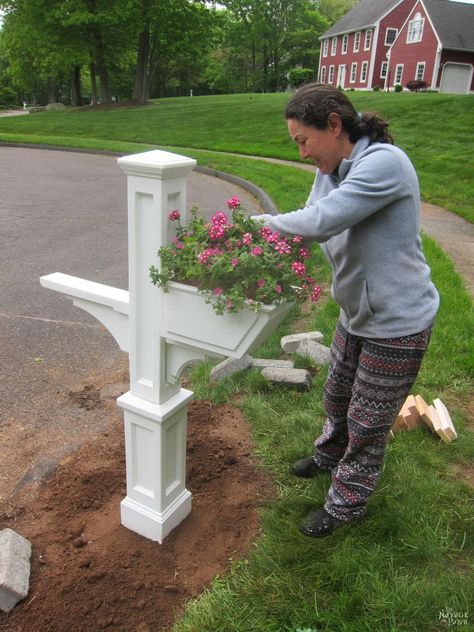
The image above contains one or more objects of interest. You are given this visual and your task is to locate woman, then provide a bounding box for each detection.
[255,83,439,538]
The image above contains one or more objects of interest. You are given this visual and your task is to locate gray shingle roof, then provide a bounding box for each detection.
[422,0,474,51]
[322,0,403,37]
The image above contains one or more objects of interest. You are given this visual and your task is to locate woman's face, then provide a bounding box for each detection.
[287,115,351,175]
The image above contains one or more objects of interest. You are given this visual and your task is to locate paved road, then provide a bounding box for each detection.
[0,146,260,501]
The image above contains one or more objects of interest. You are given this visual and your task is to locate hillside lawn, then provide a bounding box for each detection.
[0,91,472,631]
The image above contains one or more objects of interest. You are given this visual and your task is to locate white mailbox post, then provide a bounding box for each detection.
[40,150,291,543]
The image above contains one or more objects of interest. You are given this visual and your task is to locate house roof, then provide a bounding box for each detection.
[321,0,403,37]
[421,0,474,51]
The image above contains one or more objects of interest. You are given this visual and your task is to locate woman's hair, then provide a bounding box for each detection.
[285,83,393,145]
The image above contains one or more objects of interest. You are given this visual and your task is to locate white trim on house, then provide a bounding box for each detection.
[342,34,349,54]
[328,65,335,83]
[395,63,404,85]
[380,60,388,79]
[322,39,329,57]
[353,31,361,52]
[331,36,337,55]
[367,21,380,87]
[350,62,358,83]
[407,12,424,43]
[432,44,442,90]
[415,61,426,80]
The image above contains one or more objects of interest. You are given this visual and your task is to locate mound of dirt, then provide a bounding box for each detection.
[0,400,274,632]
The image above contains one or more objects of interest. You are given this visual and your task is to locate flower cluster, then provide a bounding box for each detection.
[149,197,322,315]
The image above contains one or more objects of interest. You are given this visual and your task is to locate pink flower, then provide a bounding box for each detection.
[212,211,228,225]
[291,261,306,277]
[257,278,266,287]
[260,226,273,240]
[274,239,292,255]
[292,235,303,243]
[168,210,181,221]
[213,287,223,295]
[251,246,263,256]
[274,284,282,294]
[226,300,234,310]
[231,258,239,267]
[311,285,322,302]
[227,195,241,209]
[242,232,252,246]
[209,224,226,240]
[197,247,221,264]
[299,247,311,259]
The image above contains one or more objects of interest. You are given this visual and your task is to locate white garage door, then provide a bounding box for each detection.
[439,63,472,94]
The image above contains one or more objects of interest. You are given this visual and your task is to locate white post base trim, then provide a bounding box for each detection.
[120,489,192,543]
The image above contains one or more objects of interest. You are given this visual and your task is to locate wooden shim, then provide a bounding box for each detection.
[426,403,451,443]
[433,398,458,442]
[415,394,435,431]
[399,394,420,430]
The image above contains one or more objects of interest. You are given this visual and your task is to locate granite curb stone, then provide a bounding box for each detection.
[261,367,312,391]
[209,354,253,383]
[0,529,32,613]
[296,339,331,365]
[281,332,324,354]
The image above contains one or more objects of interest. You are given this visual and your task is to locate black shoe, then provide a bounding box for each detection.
[290,456,329,478]
[299,508,346,538]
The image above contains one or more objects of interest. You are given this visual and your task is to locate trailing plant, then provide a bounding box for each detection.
[149,196,321,315]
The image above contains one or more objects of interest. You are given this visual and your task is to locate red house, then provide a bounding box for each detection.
[318,0,474,94]
[387,0,474,93]
[318,0,416,90]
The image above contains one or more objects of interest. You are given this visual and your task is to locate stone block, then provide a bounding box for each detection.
[252,358,294,370]
[280,331,324,354]
[296,339,331,366]
[0,529,32,613]
[261,367,312,391]
[209,354,253,383]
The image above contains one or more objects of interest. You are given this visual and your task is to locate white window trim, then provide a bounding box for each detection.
[322,39,328,57]
[385,28,398,46]
[380,61,388,79]
[328,65,335,83]
[407,13,424,44]
[395,63,404,85]
[331,37,337,55]
[364,29,372,51]
[350,62,357,83]
[342,34,348,54]
[320,66,327,82]
[416,62,426,81]
[360,61,368,83]
[353,31,361,52]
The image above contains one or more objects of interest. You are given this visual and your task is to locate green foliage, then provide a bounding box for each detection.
[0,85,17,106]
[150,203,321,314]
[287,68,316,88]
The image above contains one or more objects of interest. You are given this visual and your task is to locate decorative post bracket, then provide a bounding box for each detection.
[40,149,291,544]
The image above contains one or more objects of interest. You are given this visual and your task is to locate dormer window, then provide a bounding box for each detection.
[407,12,424,43]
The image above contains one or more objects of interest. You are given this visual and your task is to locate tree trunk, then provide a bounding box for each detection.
[89,61,98,105]
[133,28,150,104]
[71,65,83,106]
[94,30,112,103]
[47,76,56,104]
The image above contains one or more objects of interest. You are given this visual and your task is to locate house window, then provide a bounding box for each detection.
[322,39,329,57]
[320,66,327,83]
[360,61,368,83]
[328,65,335,83]
[385,28,398,45]
[364,29,372,50]
[353,31,361,52]
[380,61,388,79]
[407,12,424,43]
[350,62,358,83]
[395,64,404,85]
[331,37,337,55]
[342,34,348,54]
[416,62,426,81]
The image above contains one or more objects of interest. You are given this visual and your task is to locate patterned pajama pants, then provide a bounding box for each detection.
[314,320,433,522]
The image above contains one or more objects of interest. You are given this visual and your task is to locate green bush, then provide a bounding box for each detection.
[287,68,315,88]
[394,84,403,92]
[373,85,381,92]
[0,86,18,108]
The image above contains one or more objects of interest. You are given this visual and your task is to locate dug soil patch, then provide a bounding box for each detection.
[0,400,274,632]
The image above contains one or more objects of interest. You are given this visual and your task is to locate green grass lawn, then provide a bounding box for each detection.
[0,91,473,221]
[1,92,472,631]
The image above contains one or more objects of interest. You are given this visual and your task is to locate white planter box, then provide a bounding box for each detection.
[162,282,293,358]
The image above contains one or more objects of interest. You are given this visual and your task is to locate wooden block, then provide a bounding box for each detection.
[391,413,408,432]
[399,395,420,430]
[415,394,435,431]
[433,398,458,442]
[426,403,451,443]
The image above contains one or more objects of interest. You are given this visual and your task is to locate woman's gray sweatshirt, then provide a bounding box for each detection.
[257,136,439,338]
